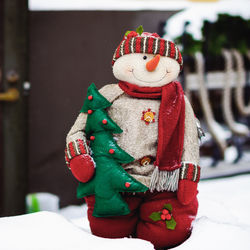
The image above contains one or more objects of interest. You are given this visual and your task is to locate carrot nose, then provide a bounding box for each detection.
[146,55,160,72]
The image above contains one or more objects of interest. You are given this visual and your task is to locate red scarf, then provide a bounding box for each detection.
[119,81,185,171]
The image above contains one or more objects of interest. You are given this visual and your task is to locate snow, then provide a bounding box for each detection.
[223,146,238,163]
[175,175,250,250]
[197,175,250,227]
[174,217,250,250]
[1,174,250,249]
[211,120,232,141]
[28,0,250,15]
[165,0,250,40]
[29,0,190,11]
[234,123,249,135]
[59,204,87,220]
[0,212,153,250]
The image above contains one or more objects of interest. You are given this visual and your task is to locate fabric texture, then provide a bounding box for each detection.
[66,84,200,191]
[177,163,201,205]
[119,81,185,172]
[66,113,88,145]
[69,154,95,183]
[85,191,198,249]
[65,139,89,162]
[177,179,198,205]
[65,138,95,183]
[179,163,201,182]
[66,82,200,248]
[112,31,183,69]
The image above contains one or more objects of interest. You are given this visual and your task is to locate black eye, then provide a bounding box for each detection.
[143,56,147,60]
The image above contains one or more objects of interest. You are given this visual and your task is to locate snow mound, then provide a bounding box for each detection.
[198,175,250,226]
[1,175,250,249]
[0,211,153,250]
[175,175,250,250]
[59,204,87,220]
[174,216,250,250]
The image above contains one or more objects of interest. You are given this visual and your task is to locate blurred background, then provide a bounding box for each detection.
[0,0,250,217]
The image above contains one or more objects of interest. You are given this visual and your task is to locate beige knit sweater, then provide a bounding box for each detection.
[66,84,199,192]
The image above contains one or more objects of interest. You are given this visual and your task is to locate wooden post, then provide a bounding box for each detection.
[2,0,29,216]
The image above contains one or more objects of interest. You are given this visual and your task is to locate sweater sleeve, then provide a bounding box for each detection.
[66,112,88,145]
[181,96,200,165]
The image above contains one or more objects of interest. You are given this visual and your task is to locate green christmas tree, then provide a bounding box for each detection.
[77,83,148,217]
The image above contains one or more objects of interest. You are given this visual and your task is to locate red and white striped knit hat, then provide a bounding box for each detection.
[112,30,183,69]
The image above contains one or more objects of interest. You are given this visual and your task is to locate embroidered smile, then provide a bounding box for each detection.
[130,69,169,83]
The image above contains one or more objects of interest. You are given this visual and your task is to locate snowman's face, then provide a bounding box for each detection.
[113,53,180,87]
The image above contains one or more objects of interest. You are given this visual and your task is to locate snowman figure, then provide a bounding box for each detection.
[65,28,201,249]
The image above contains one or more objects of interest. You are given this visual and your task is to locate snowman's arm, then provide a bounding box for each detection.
[66,112,88,146]
[181,95,200,165]
[65,84,124,181]
[65,111,89,167]
[66,84,124,150]
[177,96,200,205]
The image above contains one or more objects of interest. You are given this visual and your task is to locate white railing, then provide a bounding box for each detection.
[185,50,250,178]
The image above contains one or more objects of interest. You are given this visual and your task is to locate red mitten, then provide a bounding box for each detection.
[177,179,198,205]
[65,139,95,183]
[70,154,95,183]
[177,163,200,205]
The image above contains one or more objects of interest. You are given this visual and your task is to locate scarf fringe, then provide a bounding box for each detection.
[149,167,180,192]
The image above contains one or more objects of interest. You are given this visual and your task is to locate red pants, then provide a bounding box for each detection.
[85,191,198,249]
